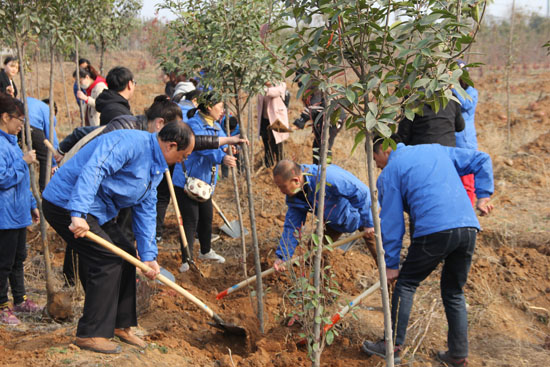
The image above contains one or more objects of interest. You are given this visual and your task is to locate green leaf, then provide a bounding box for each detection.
[326,330,334,345]
[345,88,356,104]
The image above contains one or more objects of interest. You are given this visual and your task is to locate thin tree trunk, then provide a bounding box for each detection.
[99,38,106,75]
[312,105,330,367]
[45,41,55,187]
[248,95,254,164]
[59,54,73,127]
[224,107,248,279]
[505,0,515,150]
[234,93,264,333]
[365,131,394,367]
[15,33,55,296]
[75,39,85,126]
[35,47,40,100]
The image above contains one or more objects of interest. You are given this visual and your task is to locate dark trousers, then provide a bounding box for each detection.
[0,228,27,306]
[260,117,283,167]
[63,244,88,289]
[312,117,339,165]
[174,187,212,263]
[43,200,137,338]
[155,165,174,240]
[391,227,476,359]
[31,128,49,192]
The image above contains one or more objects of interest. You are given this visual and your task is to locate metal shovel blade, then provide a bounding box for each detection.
[208,314,248,337]
[339,239,359,252]
[155,267,176,284]
[220,220,249,238]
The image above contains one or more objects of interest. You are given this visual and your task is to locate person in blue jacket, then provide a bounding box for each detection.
[172,94,237,272]
[42,122,195,354]
[27,97,59,192]
[0,94,41,325]
[362,135,494,367]
[454,59,479,206]
[271,160,375,271]
[174,89,200,122]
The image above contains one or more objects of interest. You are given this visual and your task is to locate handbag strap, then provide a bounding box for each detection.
[182,162,217,184]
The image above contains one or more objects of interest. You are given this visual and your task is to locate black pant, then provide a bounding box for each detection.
[312,116,339,165]
[155,165,174,240]
[31,128,49,192]
[63,244,88,289]
[174,187,212,263]
[0,228,27,306]
[392,227,476,358]
[260,117,283,167]
[43,200,137,338]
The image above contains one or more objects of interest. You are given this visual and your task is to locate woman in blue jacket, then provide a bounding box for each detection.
[0,94,41,325]
[172,94,237,272]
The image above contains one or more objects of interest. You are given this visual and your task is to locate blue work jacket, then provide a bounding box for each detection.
[0,129,37,229]
[277,164,374,260]
[178,100,195,123]
[42,130,167,261]
[377,143,494,269]
[27,97,59,166]
[454,86,479,150]
[172,112,227,191]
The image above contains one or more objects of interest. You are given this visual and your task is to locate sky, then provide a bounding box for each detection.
[141,0,549,21]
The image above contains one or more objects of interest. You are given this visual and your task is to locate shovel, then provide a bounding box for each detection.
[216,230,367,300]
[212,199,248,238]
[297,281,381,345]
[84,231,247,337]
[164,170,205,277]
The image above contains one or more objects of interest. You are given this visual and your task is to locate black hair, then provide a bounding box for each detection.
[228,116,238,131]
[158,121,195,151]
[184,89,200,102]
[273,159,302,181]
[372,134,401,154]
[79,58,90,66]
[186,93,220,119]
[145,95,183,122]
[106,66,133,92]
[41,98,58,115]
[3,56,18,65]
[73,66,99,80]
[0,92,24,116]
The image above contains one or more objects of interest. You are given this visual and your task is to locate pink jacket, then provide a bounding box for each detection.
[257,82,290,144]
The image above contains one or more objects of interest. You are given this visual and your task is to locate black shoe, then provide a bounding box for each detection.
[436,351,468,367]
[362,339,402,363]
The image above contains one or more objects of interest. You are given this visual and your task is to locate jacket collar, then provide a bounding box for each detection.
[0,129,17,145]
[387,143,405,165]
[150,133,168,176]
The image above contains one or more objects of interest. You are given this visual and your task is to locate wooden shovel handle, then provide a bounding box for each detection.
[164,170,191,252]
[84,231,215,318]
[43,139,56,155]
[216,230,368,299]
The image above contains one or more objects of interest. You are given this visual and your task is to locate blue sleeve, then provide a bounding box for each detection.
[67,136,131,217]
[73,82,79,102]
[454,87,478,112]
[444,147,494,198]
[276,205,307,260]
[329,174,373,228]
[0,154,28,189]
[377,173,405,270]
[131,188,158,261]
[30,189,37,210]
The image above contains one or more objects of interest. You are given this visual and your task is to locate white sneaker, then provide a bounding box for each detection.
[179,263,190,273]
[198,250,225,263]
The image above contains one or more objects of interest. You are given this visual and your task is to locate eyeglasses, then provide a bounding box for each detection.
[10,115,24,123]
[132,80,138,86]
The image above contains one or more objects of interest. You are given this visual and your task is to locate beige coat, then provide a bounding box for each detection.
[86,81,108,127]
[257,82,290,144]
